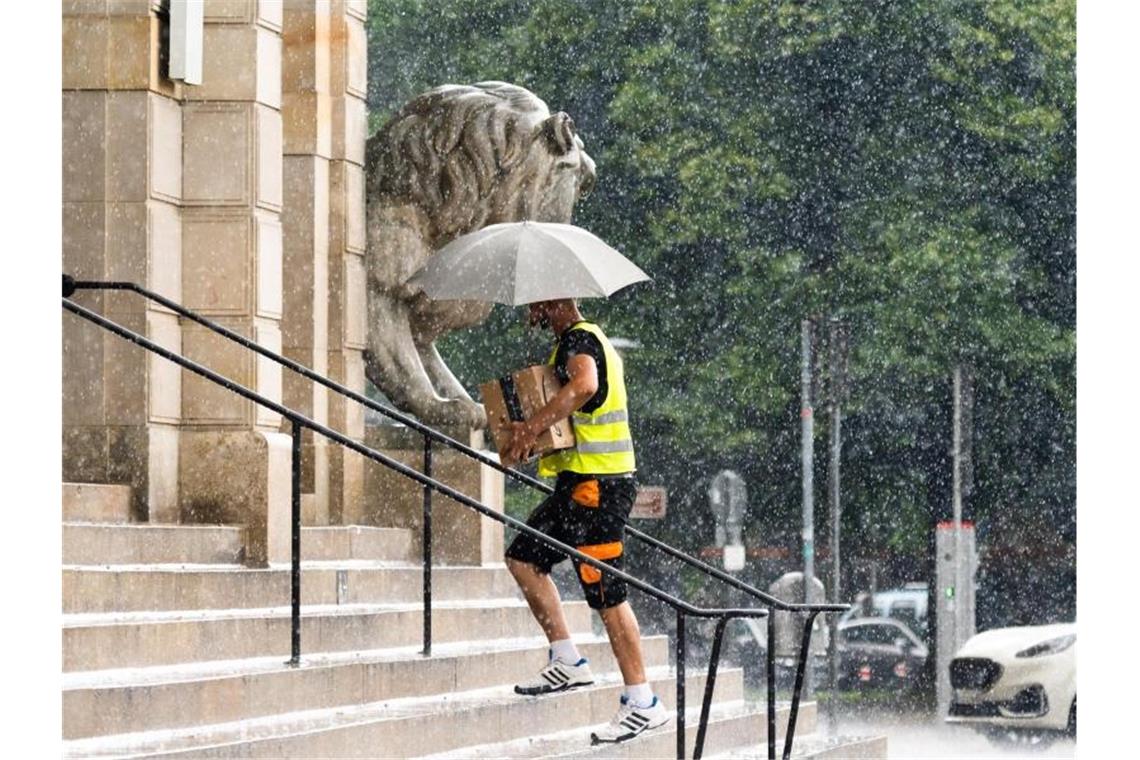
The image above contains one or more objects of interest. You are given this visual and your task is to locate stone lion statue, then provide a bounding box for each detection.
[364,81,596,429]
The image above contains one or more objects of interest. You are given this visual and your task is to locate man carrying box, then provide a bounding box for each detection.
[502,297,669,745]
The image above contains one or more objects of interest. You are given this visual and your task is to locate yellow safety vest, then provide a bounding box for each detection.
[538,322,637,478]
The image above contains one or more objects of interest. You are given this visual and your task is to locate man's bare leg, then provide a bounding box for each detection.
[599,601,647,686]
[507,558,572,642]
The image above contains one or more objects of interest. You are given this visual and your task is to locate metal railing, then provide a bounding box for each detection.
[63,276,848,760]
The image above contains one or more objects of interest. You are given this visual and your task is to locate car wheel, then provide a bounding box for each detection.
[984,727,1057,750]
[1067,698,1076,737]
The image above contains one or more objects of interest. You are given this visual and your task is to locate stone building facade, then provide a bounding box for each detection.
[62,0,369,566]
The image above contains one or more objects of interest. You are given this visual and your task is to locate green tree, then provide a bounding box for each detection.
[365,0,1075,624]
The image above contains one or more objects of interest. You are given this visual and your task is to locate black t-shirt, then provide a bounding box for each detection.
[553,324,608,414]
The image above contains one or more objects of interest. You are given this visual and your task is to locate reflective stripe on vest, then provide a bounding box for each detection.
[538,322,636,477]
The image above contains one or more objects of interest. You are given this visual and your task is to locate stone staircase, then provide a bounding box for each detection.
[62,483,886,758]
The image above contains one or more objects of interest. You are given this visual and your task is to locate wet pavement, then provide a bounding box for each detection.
[821,705,1076,759]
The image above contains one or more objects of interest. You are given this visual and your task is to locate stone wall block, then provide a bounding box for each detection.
[328,8,365,99]
[345,0,367,22]
[147,200,182,306]
[327,444,363,526]
[256,27,283,110]
[148,311,183,424]
[253,320,283,429]
[145,424,181,523]
[149,94,183,204]
[105,14,152,90]
[106,0,159,15]
[63,316,106,426]
[283,92,332,157]
[344,254,366,349]
[182,104,252,206]
[105,91,149,202]
[63,16,108,90]
[282,2,330,94]
[256,211,283,318]
[103,310,148,426]
[63,202,106,281]
[181,322,255,426]
[104,202,149,312]
[191,25,258,102]
[63,92,107,202]
[179,429,291,566]
[345,163,365,251]
[329,96,367,165]
[204,0,255,24]
[256,105,284,211]
[345,15,367,99]
[63,427,110,483]
[182,210,252,314]
[281,156,330,351]
[257,0,284,31]
[64,1,110,15]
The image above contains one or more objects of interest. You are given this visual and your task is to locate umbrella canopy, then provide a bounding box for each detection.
[406,221,651,305]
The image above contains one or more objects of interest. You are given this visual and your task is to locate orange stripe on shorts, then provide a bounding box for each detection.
[577,541,623,584]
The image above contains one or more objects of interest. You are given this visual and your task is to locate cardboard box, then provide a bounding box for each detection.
[480,365,575,465]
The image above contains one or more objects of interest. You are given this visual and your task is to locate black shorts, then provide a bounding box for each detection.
[505,471,637,610]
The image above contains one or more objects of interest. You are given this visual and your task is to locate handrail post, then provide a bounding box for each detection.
[693,616,729,759]
[422,435,433,656]
[675,609,686,760]
[288,421,303,666]
[767,612,776,760]
[782,612,820,760]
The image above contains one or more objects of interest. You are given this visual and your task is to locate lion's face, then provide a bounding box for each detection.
[489,111,597,225]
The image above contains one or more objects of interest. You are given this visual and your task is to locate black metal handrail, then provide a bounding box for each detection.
[63,277,849,760]
[63,292,771,759]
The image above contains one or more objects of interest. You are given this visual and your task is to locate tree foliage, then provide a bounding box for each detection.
[366,0,1075,621]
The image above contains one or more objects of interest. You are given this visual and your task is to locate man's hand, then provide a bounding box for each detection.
[504,421,538,466]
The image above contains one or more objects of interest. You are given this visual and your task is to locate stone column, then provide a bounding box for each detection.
[281,0,333,525]
[326,0,369,524]
[179,1,290,566]
[62,0,184,523]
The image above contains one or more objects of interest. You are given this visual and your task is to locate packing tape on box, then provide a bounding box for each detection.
[498,375,525,422]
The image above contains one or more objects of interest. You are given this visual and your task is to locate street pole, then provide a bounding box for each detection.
[801,319,815,697]
[827,319,844,722]
[952,366,964,648]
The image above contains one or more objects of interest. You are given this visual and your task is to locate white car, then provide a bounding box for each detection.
[946,622,1076,747]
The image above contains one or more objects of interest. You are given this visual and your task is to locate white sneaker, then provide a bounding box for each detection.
[514,657,594,696]
[590,695,671,744]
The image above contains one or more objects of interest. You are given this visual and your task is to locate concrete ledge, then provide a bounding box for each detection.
[63,523,244,565]
[63,483,132,523]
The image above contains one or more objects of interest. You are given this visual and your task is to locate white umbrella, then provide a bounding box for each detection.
[406,221,651,305]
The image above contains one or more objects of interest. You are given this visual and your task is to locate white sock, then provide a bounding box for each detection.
[624,682,654,708]
[549,638,582,664]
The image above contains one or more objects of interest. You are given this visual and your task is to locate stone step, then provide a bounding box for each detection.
[63,483,132,523]
[421,699,791,759]
[63,599,594,671]
[63,666,740,758]
[709,732,888,759]
[63,634,670,740]
[63,523,412,565]
[63,562,518,613]
[299,526,414,562]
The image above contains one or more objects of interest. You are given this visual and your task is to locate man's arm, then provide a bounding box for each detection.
[504,353,597,464]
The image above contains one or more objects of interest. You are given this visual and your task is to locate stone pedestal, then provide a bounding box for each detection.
[361,425,505,566]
